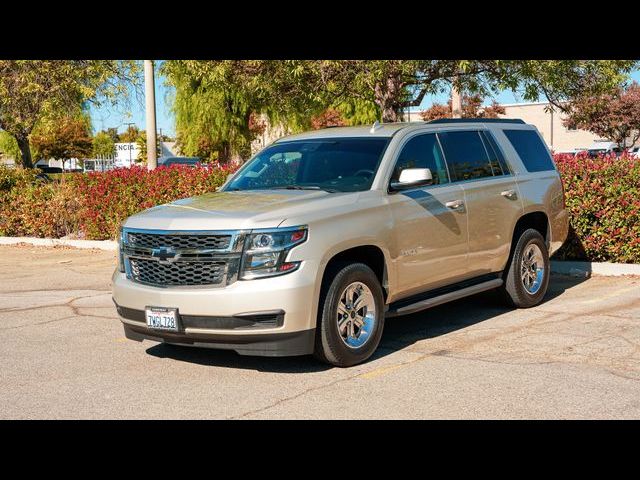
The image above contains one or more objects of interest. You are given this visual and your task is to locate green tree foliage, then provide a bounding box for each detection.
[93,131,116,158]
[0,60,139,168]
[135,130,161,163]
[118,124,140,143]
[0,130,22,163]
[30,114,93,170]
[164,60,636,159]
[162,60,327,163]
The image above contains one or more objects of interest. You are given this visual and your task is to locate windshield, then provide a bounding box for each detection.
[224,137,390,193]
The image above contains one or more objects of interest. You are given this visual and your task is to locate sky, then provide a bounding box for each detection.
[89,68,640,139]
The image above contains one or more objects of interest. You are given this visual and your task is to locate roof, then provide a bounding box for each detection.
[276,119,531,142]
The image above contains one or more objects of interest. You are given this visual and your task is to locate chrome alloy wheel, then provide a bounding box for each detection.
[336,281,376,349]
[521,243,545,294]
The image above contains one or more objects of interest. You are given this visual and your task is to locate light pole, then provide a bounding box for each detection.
[144,60,158,170]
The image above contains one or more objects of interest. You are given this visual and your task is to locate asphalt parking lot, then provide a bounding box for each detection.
[1,244,639,419]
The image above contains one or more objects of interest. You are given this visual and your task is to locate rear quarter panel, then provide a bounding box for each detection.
[491,127,569,256]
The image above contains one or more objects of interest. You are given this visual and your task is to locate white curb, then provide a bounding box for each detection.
[551,260,640,277]
[0,236,117,251]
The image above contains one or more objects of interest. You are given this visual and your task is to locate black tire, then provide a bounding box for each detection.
[314,262,385,367]
[500,228,550,308]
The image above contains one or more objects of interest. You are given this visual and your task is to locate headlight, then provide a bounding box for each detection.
[117,227,125,273]
[240,226,307,279]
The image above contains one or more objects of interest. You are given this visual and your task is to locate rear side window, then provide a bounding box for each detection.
[503,129,556,172]
[480,131,510,175]
[438,131,494,181]
[392,133,449,185]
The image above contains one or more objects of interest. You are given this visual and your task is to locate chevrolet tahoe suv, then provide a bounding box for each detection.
[113,119,569,367]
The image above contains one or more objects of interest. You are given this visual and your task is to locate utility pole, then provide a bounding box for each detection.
[451,69,462,119]
[451,84,462,119]
[144,60,158,170]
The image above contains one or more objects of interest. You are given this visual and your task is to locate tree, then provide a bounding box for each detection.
[135,130,161,163]
[93,131,115,158]
[563,82,640,148]
[421,93,506,121]
[0,60,138,168]
[118,125,140,143]
[162,60,323,163]
[302,60,637,122]
[310,109,347,129]
[30,115,93,170]
[162,60,637,161]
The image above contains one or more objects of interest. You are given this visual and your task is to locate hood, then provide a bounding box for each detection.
[124,189,360,231]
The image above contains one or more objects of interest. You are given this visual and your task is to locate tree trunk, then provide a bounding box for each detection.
[217,141,232,164]
[15,134,33,169]
[374,75,402,123]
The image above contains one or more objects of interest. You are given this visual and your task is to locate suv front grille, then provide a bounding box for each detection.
[127,232,231,250]
[130,258,226,286]
[122,230,243,288]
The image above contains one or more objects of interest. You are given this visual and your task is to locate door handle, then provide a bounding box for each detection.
[501,189,517,200]
[445,199,465,211]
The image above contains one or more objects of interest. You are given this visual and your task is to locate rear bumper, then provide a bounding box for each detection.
[123,322,315,357]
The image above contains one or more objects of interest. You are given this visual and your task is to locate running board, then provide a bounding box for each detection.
[386,278,504,317]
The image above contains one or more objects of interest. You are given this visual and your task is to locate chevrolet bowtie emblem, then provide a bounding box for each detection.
[151,247,179,263]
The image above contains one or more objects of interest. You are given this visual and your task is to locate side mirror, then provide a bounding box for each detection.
[390,168,433,191]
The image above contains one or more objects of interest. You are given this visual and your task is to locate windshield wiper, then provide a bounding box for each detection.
[271,185,338,193]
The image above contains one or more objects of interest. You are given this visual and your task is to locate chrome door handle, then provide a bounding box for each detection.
[445,199,465,211]
[501,189,517,199]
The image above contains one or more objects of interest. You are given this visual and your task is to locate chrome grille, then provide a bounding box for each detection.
[127,232,231,250]
[130,258,226,286]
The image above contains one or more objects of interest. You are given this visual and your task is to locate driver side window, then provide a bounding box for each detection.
[391,133,449,185]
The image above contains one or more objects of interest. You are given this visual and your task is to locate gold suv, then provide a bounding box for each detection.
[113,119,569,367]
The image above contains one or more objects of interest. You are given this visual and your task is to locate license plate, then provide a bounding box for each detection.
[145,307,179,331]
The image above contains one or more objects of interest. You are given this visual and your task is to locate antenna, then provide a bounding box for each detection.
[370,121,381,133]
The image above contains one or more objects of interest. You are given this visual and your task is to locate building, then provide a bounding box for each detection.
[498,102,597,153]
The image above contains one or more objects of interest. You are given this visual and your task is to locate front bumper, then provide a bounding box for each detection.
[112,260,319,356]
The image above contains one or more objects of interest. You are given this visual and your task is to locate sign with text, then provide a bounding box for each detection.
[114,143,140,168]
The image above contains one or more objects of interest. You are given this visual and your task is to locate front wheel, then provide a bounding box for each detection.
[314,263,385,367]
[500,228,550,308]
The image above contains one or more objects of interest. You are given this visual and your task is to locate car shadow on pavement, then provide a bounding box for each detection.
[145,274,587,372]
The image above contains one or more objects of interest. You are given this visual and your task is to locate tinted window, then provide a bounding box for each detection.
[225,138,389,193]
[391,133,449,185]
[438,131,494,181]
[503,129,555,172]
[480,130,510,175]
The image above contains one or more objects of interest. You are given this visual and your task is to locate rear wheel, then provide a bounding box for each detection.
[314,262,385,367]
[500,228,550,308]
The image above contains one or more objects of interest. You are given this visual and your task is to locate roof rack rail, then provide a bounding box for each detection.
[427,118,526,124]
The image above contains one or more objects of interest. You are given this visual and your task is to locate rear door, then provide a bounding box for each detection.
[438,129,523,276]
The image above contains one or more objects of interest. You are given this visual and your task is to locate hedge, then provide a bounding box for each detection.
[0,155,638,263]
[0,164,236,241]
[553,153,640,263]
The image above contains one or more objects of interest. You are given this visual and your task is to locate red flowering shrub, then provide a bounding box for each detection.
[0,164,237,240]
[553,152,640,263]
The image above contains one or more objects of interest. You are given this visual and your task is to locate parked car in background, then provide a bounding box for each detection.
[159,156,202,167]
[36,166,63,174]
[587,141,622,158]
[628,146,640,158]
[113,119,569,367]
